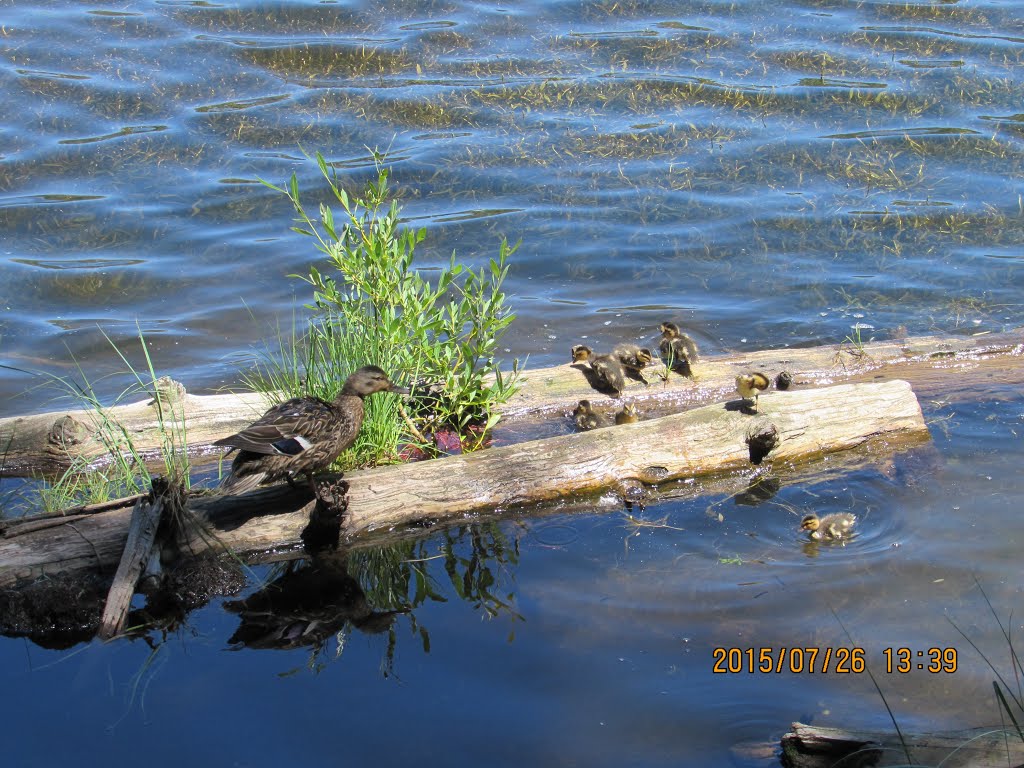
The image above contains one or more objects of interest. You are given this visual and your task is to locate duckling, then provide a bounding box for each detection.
[801,513,857,541]
[571,344,626,396]
[573,400,601,431]
[735,372,771,413]
[658,322,700,377]
[615,403,639,425]
[215,365,407,494]
[613,344,654,385]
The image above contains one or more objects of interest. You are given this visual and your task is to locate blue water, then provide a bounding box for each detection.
[2,0,1024,764]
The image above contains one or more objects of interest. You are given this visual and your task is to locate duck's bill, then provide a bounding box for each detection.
[389,383,411,394]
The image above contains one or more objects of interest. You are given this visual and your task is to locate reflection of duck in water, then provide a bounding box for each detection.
[571,344,626,396]
[801,513,857,541]
[215,366,408,494]
[735,372,770,413]
[615,403,639,425]
[614,345,654,385]
[658,322,699,377]
[225,556,402,651]
[573,400,602,431]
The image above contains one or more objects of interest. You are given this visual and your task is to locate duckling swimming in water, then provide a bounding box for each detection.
[573,400,602,431]
[658,322,699,377]
[735,372,771,413]
[571,344,626,396]
[615,402,639,425]
[801,513,857,541]
[613,345,654,385]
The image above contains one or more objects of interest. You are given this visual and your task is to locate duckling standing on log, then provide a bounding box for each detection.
[573,400,602,431]
[801,513,857,542]
[615,403,639,425]
[735,372,771,413]
[658,322,699,378]
[614,345,654,385]
[571,344,626,396]
[215,365,408,494]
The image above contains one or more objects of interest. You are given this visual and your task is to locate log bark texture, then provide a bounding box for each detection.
[781,720,1024,768]
[0,379,926,588]
[97,493,163,639]
[0,328,1018,474]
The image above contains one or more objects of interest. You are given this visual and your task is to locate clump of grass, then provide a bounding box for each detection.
[253,152,520,466]
[4,327,192,514]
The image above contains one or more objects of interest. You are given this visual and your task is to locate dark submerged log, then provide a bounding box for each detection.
[781,720,1024,768]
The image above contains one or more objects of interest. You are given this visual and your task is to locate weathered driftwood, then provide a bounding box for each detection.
[781,720,1024,768]
[0,379,925,588]
[97,490,164,639]
[0,328,1018,474]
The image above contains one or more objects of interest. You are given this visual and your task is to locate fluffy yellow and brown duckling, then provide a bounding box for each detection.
[658,322,699,377]
[801,513,857,541]
[735,372,771,413]
[573,400,602,431]
[215,365,407,494]
[571,344,626,396]
[615,403,639,425]
[613,344,654,385]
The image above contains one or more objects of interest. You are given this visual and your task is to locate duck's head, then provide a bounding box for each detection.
[636,348,654,366]
[659,321,680,338]
[574,399,594,414]
[800,514,820,533]
[343,366,410,397]
[571,344,593,363]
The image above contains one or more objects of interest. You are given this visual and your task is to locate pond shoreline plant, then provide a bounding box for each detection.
[1,327,192,516]
[253,152,521,467]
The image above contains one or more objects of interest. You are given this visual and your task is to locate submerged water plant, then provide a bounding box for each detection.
[254,153,521,466]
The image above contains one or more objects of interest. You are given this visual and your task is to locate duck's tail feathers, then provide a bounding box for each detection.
[217,471,267,496]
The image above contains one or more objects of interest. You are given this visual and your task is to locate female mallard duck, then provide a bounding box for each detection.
[215,365,407,494]
[801,513,857,541]
[571,344,626,396]
[658,322,699,377]
[573,400,602,430]
[613,344,654,385]
[615,402,639,425]
[735,372,771,413]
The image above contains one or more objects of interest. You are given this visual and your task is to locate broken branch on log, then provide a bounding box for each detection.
[97,489,165,639]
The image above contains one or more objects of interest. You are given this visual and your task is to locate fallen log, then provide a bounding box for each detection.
[0,328,1018,474]
[0,379,926,588]
[781,720,1024,768]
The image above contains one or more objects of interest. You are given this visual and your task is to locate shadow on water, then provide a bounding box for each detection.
[0,513,522,676]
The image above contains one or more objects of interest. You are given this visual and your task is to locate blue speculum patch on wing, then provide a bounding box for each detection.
[271,436,311,456]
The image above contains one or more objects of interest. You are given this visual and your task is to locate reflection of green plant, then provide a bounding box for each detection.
[254,153,521,464]
[343,522,522,673]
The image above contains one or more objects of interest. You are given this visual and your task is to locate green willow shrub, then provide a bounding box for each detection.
[256,153,520,466]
